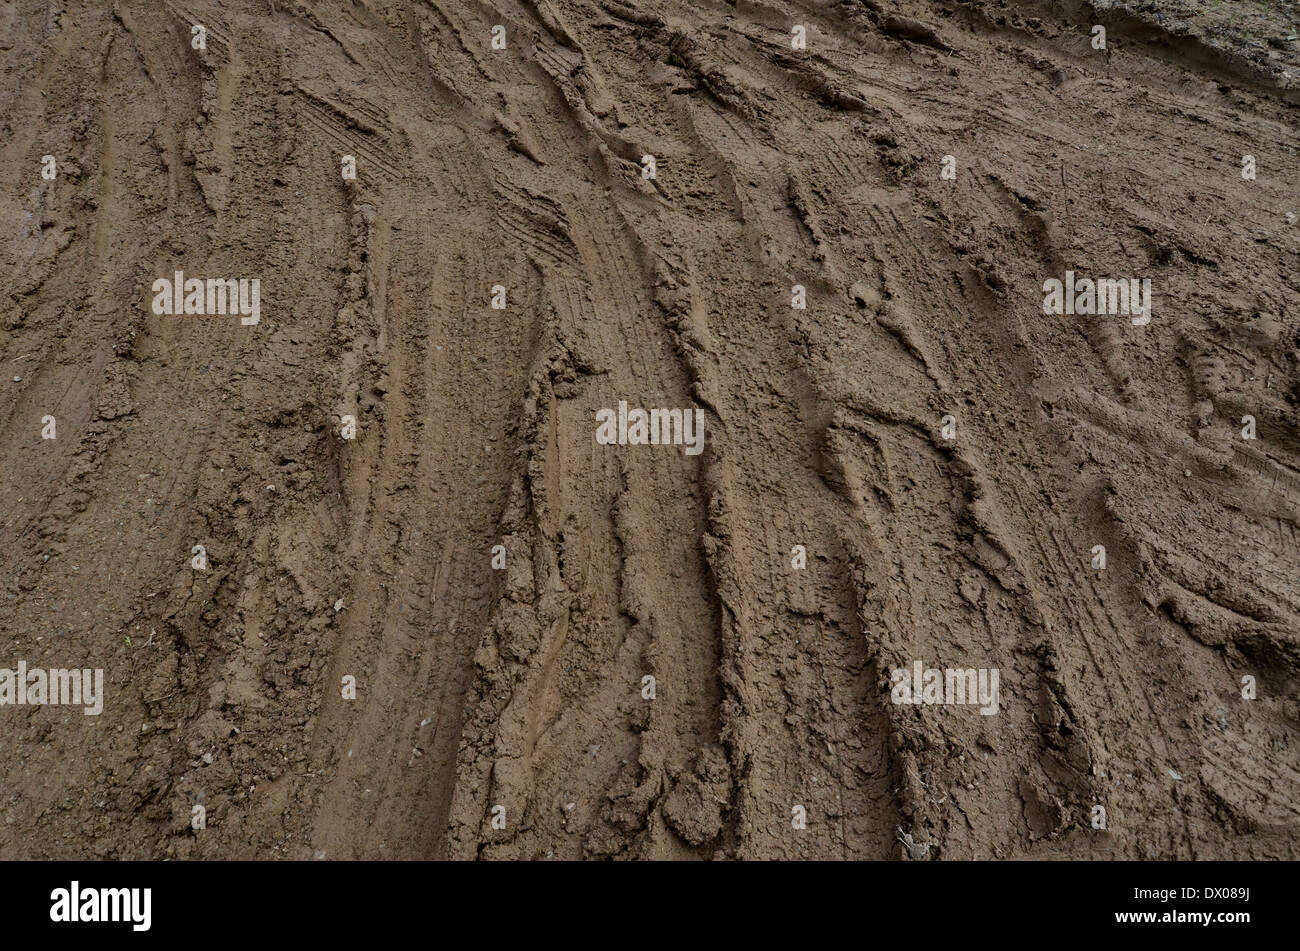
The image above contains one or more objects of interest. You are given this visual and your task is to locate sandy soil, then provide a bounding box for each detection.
[0,0,1297,860]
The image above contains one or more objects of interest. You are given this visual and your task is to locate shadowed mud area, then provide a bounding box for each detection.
[1097,0,1300,83]
[0,0,1297,860]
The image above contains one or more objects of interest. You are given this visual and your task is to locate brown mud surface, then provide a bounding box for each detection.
[0,0,1297,860]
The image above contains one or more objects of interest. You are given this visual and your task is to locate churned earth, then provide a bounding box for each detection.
[0,0,1297,860]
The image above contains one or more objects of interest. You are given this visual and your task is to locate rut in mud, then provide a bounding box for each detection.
[0,0,1297,860]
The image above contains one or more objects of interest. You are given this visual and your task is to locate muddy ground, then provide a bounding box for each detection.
[0,0,1297,860]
